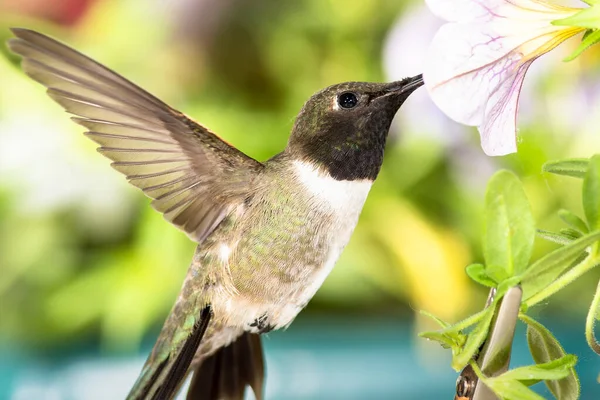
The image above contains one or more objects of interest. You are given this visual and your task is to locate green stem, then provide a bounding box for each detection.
[440,307,489,334]
[525,255,600,308]
[469,359,485,379]
[585,278,600,355]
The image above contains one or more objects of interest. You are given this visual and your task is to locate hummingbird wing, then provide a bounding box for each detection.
[8,28,264,243]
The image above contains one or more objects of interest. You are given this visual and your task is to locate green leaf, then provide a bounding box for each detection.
[520,314,580,399]
[553,6,600,29]
[484,171,535,282]
[419,330,458,350]
[499,355,576,382]
[496,277,523,299]
[470,362,546,400]
[519,378,542,387]
[536,229,574,245]
[585,279,600,355]
[484,377,546,400]
[558,209,589,233]
[451,304,496,371]
[420,310,450,329]
[466,263,497,287]
[439,307,490,334]
[559,228,583,240]
[543,159,589,178]
[520,231,600,300]
[525,252,596,309]
[583,155,600,231]
[563,29,600,61]
[419,308,494,364]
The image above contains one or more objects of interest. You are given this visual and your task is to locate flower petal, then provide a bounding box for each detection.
[383,5,465,143]
[423,0,585,156]
[424,22,523,126]
[425,0,496,22]
[423,14,571,126]
[479,59,533,155]
[425,0,577,22]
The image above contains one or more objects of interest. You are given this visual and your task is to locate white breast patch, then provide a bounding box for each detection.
[267,160,373,327]
[292,160,372,212]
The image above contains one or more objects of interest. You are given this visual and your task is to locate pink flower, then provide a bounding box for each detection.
[424,0,586,155]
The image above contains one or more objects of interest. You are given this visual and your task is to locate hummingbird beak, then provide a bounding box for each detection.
[375,74,423,110]
[383,74,424,96]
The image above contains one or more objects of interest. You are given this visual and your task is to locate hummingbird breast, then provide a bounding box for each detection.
[189,155,373,360]
[226,157,371,325]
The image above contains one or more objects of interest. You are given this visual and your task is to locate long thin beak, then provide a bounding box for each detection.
[377,74,423,110]
[385,74,424,95]
[400,74,424,94]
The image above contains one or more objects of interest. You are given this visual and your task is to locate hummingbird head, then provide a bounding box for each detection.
[287,74,423,181]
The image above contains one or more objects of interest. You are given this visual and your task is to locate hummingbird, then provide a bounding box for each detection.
[8,28,423,400]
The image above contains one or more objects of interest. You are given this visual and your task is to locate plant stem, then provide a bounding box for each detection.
[525,255,600,308]
[440,307,489,334]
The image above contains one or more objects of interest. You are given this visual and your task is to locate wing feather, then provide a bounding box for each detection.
[8,28,264,243]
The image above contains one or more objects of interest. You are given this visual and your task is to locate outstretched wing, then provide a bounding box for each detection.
[8,28,264,243]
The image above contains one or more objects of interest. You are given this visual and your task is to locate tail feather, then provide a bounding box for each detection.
[186,333,265,400]
[128,305,213,400]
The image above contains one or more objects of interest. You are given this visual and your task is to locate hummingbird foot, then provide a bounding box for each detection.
[248,313,275,334]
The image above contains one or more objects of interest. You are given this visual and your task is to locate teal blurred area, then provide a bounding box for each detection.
[2,316,599,399]
[1,0,600,399]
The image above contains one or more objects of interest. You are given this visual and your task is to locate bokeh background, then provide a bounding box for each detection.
[0,0,599,399]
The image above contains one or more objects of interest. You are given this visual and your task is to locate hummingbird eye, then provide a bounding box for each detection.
[337,92,359,109]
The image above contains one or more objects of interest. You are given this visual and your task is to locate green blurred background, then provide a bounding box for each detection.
[0,0,599,399]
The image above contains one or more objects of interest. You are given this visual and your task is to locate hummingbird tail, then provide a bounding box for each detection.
[186,332,265,400]
[127,305,213,400]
